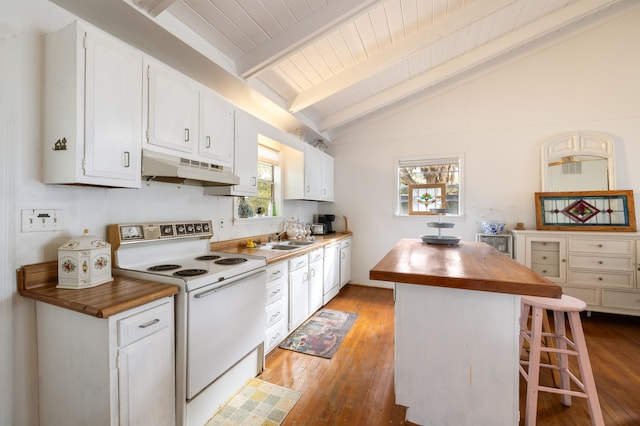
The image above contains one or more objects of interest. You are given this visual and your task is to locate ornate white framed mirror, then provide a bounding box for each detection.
[541,131,615,192]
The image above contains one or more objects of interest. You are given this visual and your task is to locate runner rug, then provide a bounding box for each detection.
[205,378,301,426]
[279,308,358,358]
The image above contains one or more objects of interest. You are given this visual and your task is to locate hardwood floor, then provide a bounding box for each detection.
[259,284,640,425]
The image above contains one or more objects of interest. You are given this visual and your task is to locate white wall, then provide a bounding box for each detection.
[323,10,640,289]
[1,2,316,424]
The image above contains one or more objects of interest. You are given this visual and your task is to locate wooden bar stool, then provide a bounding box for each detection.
[519,294,604,426]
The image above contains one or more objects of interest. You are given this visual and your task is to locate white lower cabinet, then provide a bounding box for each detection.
[323,242,341,304]
[339,237,352,288]
[308,248,324,313]
[36,297,175,426]
[513,230,640,316]
[289,254,309,331]
[264,261,289,353]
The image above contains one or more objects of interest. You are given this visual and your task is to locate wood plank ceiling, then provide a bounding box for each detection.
[121,0,632,138]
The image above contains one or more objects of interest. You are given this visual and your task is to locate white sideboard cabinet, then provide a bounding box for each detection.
[512,230,640,316]
[36,297,175,426]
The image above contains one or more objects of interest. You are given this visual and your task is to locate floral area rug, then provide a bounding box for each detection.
[205,378,301,426]
[279,309,358,358]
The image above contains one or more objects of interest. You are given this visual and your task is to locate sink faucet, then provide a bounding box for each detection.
[273,231,286,242]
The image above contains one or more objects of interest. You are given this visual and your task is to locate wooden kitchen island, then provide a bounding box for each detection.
[370,239,561,426]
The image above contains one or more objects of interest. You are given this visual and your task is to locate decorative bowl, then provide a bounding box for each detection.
[481,221,505,235]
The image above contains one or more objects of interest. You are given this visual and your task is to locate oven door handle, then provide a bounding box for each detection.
[193,270,264,299]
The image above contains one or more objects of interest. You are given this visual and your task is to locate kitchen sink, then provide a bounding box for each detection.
[270,244,302,250]
[283,240,316,246]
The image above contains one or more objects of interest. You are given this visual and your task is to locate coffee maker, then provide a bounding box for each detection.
[317,214,336,234]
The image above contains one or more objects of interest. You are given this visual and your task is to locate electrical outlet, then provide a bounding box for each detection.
[218,219,224,230]
[21,209,63,232]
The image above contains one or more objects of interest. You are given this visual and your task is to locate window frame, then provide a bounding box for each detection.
[233,144,282,222]
[395,154,465,217]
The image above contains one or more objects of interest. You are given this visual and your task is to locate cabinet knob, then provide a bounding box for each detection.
[542,256,547,260]
[206,135,211,148]
[123,151,130,168]
[598,260,604,265]
[561,259,566,262]
[542,269,547,273]
[184,128,190,142]
[598,244,603,248]
[598,277,603,281]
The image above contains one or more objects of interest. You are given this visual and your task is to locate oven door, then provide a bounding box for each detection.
[186,269,266,399]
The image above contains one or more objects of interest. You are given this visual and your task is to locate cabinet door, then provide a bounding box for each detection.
[199,90,234,167]
[321,152,334,201]
[309,258,324,313]
[340,238,351,287]
[304,145,323,200]
[146,60,199,154]
[232,109,259,195]
[84,30,142,184]
[118,327,175,426]
[323,243,340,304]
[289,267,309,330]
[525,237,567,283]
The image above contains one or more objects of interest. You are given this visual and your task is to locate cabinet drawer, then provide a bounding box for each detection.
[265,319,287,352]
[569,238,634,255]
[266,262,288,282]
[118,301,172,347]
[289,255,308,272]
[308,248,323,263]
[530,241,561,253]
[563,286,600,306]
[266,277,286,305]
[602,289,640,310]
[568,254,634,272]
[265,299,285,328]
[530,250,559,265]
[531,263,559,277]
[568,270,634,289]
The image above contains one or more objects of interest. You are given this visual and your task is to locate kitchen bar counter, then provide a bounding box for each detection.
[17,261,178,318]
[370,238,561,297]
[369,239,561,425]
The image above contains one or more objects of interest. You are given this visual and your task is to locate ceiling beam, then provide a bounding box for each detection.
[237,0,382,79]
[318,0,627,132]
[288,0,517,113]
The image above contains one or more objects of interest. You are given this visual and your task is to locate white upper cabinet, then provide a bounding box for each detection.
[205,108,258,196]
[145,59,199,155]
[284,144,334,201]
[321,152,334,201]
[145,58,236,169]
[199,90,234,168]
[44,21,142,188]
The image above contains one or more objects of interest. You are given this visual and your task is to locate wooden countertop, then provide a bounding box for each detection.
[210,232,352,264]
[370,239,561,298]
[17,261,178,318]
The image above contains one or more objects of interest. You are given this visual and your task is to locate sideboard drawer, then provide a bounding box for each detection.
[602,289,640,310]
[563,286,600,306]
[568,270,634,289]
[569,238,634,255]
[568,254,634,272]
[531,263,559,277]
[530,250,559,265]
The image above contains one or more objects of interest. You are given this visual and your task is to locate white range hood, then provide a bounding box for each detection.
[142,150,240,186]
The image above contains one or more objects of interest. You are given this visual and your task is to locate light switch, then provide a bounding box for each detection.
[21,209,63,232]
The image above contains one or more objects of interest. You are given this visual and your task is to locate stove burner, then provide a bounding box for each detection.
[194,255,222,261]
[214,258,248,265]
[173,269,208,277]
[147,264,181,272]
